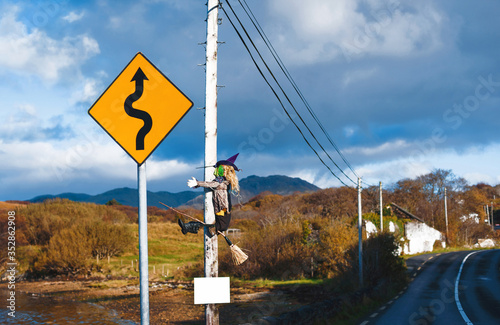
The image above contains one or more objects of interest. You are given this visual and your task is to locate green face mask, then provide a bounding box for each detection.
[214,165,224,177]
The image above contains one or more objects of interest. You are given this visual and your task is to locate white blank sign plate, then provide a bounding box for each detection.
[194,277,230,304]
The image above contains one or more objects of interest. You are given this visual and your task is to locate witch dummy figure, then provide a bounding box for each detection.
[177,153,240,236]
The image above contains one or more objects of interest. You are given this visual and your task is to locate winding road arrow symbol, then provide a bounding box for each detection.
[124,68,153,150]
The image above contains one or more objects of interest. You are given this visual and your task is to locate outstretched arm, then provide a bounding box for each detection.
[187,177,224,190]
[187,177,198,188]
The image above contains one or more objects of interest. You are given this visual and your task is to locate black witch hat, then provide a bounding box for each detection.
[215,153,239,171]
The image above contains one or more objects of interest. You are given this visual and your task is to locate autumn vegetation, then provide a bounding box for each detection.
[1,169,498,292]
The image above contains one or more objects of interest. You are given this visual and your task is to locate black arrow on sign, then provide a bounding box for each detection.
[124,68,153,151]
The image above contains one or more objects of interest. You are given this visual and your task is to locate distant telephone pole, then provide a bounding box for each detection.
[358,177,363,287]
[379,181,383,232]
[491,202,494,230]
[204,0,219,324]
[493,196,496,230]
[444,187,449,244]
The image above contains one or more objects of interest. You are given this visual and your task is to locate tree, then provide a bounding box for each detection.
[106,199,122,206]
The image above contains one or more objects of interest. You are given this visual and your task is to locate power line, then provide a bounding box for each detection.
[238,0,360,180]
[222,0,357,187]
[220,2,353,187]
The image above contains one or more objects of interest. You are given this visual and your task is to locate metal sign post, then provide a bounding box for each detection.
[88,52,193,325]
[138,162,149,324]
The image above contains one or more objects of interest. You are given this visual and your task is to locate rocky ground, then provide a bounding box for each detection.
[4,279,328,324]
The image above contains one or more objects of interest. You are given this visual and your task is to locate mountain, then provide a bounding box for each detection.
[29,175,320,208]
[29,187,200,208]
[182,175,320,209]
[239,175,319,201]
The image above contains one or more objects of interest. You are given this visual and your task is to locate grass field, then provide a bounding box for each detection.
[99,222,204,280]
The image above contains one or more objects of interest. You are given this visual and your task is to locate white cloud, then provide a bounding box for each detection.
[147,159,194,180]
[70,78,102,104]
[267,0,446,64]
[345,139,411,156]
[62,11,85,23]
[0,103,72,141]
[0,132,200,198]
[342,67,378,86]
[353,143,500,187]
[0,6,100,82]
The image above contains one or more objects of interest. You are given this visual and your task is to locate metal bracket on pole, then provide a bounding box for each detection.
[138,162,149,324]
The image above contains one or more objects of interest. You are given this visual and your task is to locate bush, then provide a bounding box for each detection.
[85,221,134,260]
[44,226,92,275]
[12,199,134,277]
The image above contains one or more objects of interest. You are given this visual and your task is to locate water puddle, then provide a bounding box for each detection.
[1,291,136,324]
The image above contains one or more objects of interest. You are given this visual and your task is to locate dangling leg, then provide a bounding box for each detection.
[178,219,203,235]
[214,210,232,232]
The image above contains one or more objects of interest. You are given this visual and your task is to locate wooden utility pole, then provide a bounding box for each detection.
[204,0,219,323]
[492,196,496,230]
[491,202,494,230]
[358,177,363,287]
[444,187,449,244]
[379,181,383,232]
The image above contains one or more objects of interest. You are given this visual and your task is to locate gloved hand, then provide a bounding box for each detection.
[187,177,198,188]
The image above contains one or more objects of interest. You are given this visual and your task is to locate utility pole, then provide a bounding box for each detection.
[444,187,449,244]
[358,177,363,287]
[204,0,219,324]
[491,202,494,230]
[493,196,496,230]
[379,181,383,232]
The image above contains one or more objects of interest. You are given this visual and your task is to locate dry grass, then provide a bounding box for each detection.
[0,201,27,211]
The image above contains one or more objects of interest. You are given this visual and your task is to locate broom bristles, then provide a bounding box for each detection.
[230,244,248,265]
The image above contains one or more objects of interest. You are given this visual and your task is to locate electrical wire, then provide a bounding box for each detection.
[220,3,353,188]
[222,0,357,187]
[224,0,356,186]
[238,0,360,180]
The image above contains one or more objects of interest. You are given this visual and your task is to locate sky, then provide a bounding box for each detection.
[1,0,500,200]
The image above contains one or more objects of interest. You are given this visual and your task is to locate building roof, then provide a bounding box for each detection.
[390,202,425,224]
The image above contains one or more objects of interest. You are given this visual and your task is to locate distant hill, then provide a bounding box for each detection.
[29,187,200,208]
[29,175,320,208]
[239,175,319,200]
[182,175,320,209]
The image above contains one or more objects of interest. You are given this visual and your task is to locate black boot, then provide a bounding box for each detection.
[178,219,202,235]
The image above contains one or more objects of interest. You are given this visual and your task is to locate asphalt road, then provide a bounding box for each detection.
[359,249,500,325]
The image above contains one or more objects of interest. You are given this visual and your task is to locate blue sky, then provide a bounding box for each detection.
[1,0,500,200]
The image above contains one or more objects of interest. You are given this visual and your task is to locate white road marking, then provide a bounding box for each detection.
[455,251,480,325]
[370,312,378,318]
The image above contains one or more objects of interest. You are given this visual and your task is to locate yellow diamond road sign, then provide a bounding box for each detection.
[88,52,193,165]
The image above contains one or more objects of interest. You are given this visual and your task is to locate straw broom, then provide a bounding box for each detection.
[217,230,248,266]
[159,201,248,265]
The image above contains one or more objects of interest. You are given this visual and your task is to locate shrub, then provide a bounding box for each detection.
[44,226,92,275]
[85,221,134,259]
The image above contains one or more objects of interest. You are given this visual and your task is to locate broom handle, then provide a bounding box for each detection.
[218,230,233,246]
[159,201,208,225]
[159,201,234,246]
